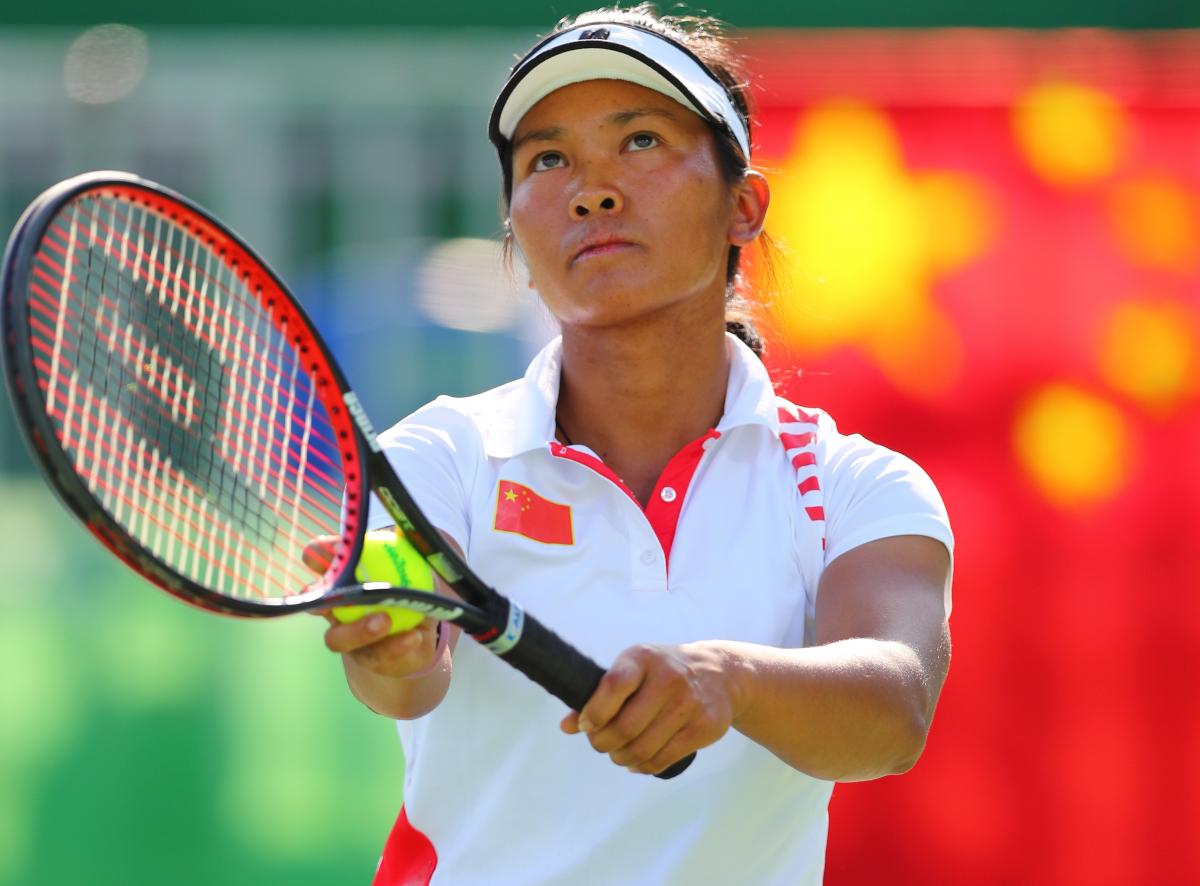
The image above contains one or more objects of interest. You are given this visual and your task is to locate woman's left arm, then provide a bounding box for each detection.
[724,534,951,781]
[566,534,951,780]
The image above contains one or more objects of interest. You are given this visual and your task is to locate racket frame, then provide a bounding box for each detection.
[1,171,369,617]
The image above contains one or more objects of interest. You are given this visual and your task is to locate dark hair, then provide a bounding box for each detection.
[500,3,770,357]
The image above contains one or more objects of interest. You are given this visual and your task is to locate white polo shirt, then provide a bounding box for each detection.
[367,333,953,886]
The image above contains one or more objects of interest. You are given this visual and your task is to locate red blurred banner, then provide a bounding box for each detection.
[748,30,1200,885]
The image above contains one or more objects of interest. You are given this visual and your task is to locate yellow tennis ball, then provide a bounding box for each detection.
[332,530,436,634]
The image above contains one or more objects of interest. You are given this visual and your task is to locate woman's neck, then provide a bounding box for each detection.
[555,306,730,503]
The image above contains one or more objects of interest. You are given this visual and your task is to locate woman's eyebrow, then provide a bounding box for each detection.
[609,107,681,125]
[512,126,565,153]
[512,107,682,152]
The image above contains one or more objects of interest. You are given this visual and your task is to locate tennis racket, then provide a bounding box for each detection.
[0,170,694,779]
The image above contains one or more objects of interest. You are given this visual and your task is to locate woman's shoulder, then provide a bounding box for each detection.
[774,395,953,561]
[775,396,925,478]
[377,378,527,448]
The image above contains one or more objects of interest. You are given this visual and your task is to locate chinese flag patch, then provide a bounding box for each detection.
[493,480,574,545]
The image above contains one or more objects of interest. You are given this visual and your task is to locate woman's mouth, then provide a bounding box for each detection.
[571,238,637,265]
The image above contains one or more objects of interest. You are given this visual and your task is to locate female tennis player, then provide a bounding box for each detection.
[321,6,953,884]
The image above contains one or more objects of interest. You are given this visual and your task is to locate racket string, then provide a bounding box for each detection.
[31,265,346,534]
[47,199,342,457]
[27,190,354,600]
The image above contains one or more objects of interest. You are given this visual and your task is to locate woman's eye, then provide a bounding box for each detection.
[533,151,565,172]
[627,133,659,152]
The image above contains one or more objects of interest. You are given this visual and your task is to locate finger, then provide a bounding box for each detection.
[323,611,394,652]
[307,609,338,626]
[578,647,651,735]
[605,699,693,768]
[302,536,338,574]
[324,611,434,654]
[633,726,702,777]
[585,676,676,755]
[560,711,582,734]
[350,627,440,678]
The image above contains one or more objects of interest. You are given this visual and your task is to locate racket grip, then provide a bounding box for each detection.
[496,608,696,780]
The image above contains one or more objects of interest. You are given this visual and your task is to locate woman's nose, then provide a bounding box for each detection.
[571,188,623,219]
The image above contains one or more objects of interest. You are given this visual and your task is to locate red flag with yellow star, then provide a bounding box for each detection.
[493,480,574,545]
[740,29,1200,886]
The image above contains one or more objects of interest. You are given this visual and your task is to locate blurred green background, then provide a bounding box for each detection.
[2,2,1199,885]
[0,483,404,885]
[0,25,541,886]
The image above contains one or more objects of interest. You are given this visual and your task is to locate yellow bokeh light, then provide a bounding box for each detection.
[914,173,994,273]
[1012,82,1126,188]
[1106,177,1199,273]
[1013,383,1130,508]
[874,307,965,399]
[1097,300,1197,413]
[764,100,992,398]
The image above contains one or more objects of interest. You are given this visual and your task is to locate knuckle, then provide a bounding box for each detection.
[611,750,641,770]
[621,740,653,768]
[603,661,636,689]
[587,721,617,746]
[607,745,632,765]
[679,693,702,719]
[676,723,706,751]
[646,755,676,776]
[610,719,637,743]
[663,669,689,694]
[611,734,650,763]
[630,757,659,776]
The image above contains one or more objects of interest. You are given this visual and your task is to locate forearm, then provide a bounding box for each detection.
[343,633,454,720]
[719,636,945,782]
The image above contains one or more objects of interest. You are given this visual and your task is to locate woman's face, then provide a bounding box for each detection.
[508,78,739,331]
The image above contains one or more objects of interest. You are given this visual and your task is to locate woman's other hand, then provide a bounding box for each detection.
[562,642,744,775]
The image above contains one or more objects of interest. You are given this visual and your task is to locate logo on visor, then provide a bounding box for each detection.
[578,28,610,41]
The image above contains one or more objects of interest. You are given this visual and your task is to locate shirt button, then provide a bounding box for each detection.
[660,486,677,503]
[640,549,657,565]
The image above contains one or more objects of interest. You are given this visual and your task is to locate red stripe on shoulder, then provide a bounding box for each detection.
[778,402,826,551]
[374,807,438,886]
[792,451,817,469]
[780,431,815,450]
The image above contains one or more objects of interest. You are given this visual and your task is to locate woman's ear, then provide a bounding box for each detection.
[728,170,770,248]
[500,219,534,289]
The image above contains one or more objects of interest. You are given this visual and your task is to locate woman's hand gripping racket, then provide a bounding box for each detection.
[0,171,694,779]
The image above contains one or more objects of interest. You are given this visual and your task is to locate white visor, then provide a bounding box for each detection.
[489,22,751,162]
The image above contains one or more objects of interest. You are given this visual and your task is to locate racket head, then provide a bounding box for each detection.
[1,171,371,616]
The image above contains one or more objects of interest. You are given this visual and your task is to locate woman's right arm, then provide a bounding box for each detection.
[322,532,465,720]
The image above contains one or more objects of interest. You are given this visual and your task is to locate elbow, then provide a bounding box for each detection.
[818,706,932,782]
[888,719,928,774]
[888,651,944,774]
[887,699,934,775]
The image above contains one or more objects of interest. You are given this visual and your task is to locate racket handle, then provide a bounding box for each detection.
[495,607,696,780]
